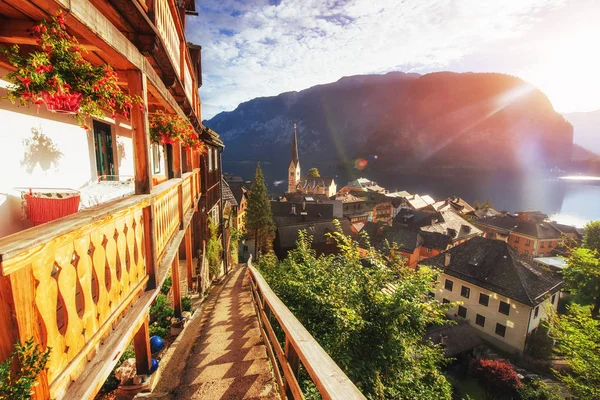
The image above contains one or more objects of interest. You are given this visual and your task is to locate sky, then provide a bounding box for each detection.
[186,0,600,120]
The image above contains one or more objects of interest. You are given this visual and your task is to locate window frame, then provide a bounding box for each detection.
[444,279,454,292]
[475,314,485,327]
[495,323,507,337]
[534,306,539,319]
[461,285,471,299]
[499,301,510,316]
[514,236,520,243]
[479,293,490,307]
[442,298,450,304]
[457,305,467,318]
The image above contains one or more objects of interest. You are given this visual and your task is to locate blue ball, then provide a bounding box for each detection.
[150,336,164,353]
[150,358,159,374]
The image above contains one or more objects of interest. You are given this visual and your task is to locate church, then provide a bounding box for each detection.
[287,124,337,198]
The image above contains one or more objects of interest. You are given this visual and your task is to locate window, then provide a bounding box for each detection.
[475,314,485,327]
[551,294,556,304]
[208,147,213,171]
[534,306,539,318]
[479,293,490,307]
[514,236,520,243]
[540,242,545,248]
[457,306,467,318]
[428,291,435,299]
[243,245,248,251]
[427,248,432,254]
[212,148,218,171]
[525,239,531,246]
[442,298,450,304]
[152,145,162,174]
[461,286,470,299]
[499,301,510,315]
[495,323,507,337]
[444,279,454,291]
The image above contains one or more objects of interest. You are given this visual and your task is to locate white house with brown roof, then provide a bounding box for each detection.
[423,236,563,354]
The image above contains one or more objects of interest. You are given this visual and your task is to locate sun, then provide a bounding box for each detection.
[519,26,600,113]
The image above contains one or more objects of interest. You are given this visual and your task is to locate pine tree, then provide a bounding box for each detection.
[246,163,275,260]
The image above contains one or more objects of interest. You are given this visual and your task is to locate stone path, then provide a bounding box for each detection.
[149,266,279,399]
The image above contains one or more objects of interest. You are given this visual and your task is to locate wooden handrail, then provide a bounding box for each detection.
[247,257,365,400]
[0,170,201,399]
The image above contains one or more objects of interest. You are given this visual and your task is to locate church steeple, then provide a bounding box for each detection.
[291,123,299,165]
[288,123,301,193]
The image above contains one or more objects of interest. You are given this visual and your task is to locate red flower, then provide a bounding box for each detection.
[18,76,32,87]
[32,25,41,35]
[34,98,44,105]
[83,124,90,130]
[57,13,66,25]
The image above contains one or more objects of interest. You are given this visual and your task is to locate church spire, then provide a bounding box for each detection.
[291,123,299,165]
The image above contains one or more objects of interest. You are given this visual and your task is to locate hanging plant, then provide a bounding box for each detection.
[181,129,205,152]
[0,12,141,126]
[149,110,198,147]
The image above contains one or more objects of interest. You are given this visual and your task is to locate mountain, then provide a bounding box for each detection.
[563,109,600,155]
[205,71,573,175]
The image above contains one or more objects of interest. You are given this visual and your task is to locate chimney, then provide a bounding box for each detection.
[444,252,451,267]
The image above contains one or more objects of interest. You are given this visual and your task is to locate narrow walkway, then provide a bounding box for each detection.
[151,266,279,399]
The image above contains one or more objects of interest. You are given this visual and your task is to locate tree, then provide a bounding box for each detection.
[246,163,275,261]
[549,305,600,398]
[469,358,521,400]
[525,323,554,360]
[583,220,600,253]
[518,378,561,400]
[258,227,453,399]
[563,247,600,318]
[206,216,223,278]
[307,167,320,177]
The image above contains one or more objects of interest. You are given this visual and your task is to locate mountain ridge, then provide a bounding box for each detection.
[205,71,574,175]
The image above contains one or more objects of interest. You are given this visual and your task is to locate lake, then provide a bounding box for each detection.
[224,161,600,228]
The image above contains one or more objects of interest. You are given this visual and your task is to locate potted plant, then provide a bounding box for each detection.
[0,12,140,127]
[149,110,198,146]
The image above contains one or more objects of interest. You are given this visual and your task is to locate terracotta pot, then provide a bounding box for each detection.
[42,91,82,114]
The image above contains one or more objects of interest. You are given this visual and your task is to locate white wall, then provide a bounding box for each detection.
[0,68,134,237]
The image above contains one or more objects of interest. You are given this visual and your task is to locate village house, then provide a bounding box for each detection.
[224,173,250,232]
[338,177,388,195]
[473,211,580,257]
[394,208,482,247]
[428,196,476,216]
[270,199,349,259]
[423,236,563,354]
[287,124,337,197]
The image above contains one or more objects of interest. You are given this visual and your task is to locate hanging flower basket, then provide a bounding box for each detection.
[149,110,198,146]
[182,130,205,152]
[42,91,83,114]
[0,12,141,126]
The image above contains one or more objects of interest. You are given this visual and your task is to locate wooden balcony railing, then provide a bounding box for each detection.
[0,169,201,399]
[153,0,198,110]
[247,257,365,400]
[154,0,181,79]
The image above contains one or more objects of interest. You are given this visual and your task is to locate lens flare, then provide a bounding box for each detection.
[354,158,368,170]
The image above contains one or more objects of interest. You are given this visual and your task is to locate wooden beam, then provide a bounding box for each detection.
[172,141,182,179]
[0,19,101,50]
[128,70,153,195]
[133,314,152,375]
[185,227,193,291]
[143,206,158,289]
[171,252,182,318]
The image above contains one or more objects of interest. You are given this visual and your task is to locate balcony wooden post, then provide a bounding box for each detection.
[7,268,50,399]
[185,227,194,291]
[127,71,153,195]
[133,314,152,375]
[284,336,300,399]
[143,206,158,289]
[171,252,182,318]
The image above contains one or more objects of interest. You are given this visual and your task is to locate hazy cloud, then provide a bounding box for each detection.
[186,0,567,119]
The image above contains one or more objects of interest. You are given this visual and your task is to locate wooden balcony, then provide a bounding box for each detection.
[0,170,200,400]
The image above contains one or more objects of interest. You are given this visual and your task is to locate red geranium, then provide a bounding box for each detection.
[0,11,141,126]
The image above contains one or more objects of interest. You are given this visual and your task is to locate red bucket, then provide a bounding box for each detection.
[26,194,80,226]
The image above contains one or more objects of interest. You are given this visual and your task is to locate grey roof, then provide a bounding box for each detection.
[534,257,568,270]
[427,323,483,357]
[298,176,335,188]
[394,209,441,228]
[282,193,331,202]
[378,226,423,252]
[424,236,563,306]
[419,231,451,250]
[472,207,500,218]
[474,214,563,240]
[221,179,238,207]
[271,201,334,225]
